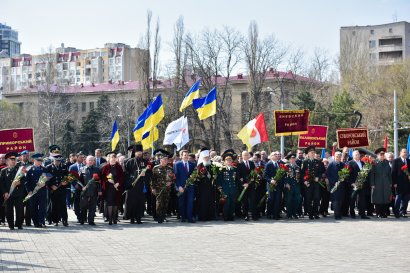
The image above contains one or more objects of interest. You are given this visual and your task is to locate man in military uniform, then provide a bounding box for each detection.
[1,152,26,230]
[16,150,32,226]
[217,150,238,221]
[79,156,101,225]
[124,144,151,224]
[264,151,282,220]
[46,155,69,226]
[25,153,48,228]
[283,153,301,219]
[151,150,174,223]
[300,146,325,219]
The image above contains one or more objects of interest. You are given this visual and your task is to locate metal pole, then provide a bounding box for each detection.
[280,80,285,156]
[394,90,398,158]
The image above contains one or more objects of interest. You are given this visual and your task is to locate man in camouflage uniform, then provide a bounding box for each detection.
[151,150,174,223]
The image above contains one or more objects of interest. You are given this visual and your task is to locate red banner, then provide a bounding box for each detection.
[336,128,369,149]
[274,110,310,136]
[0,128,35,154]
[298,125,328,149]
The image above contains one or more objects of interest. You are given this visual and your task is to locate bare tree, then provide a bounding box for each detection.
[243,21,287,119]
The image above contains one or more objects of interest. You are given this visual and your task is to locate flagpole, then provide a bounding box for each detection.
[394,90,398,158]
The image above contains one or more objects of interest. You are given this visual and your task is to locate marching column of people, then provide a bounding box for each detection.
[2,144,410,231]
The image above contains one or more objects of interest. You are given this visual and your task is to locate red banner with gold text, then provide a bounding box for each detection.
[298,125,328,148]
[0,128,35,154]
[274,110,310,136]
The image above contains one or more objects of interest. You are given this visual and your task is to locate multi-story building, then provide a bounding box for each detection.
[0,23,21,57]
[340,21,410,65]
[0,43,147,92]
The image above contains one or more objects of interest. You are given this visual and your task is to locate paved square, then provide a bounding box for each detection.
[1,210,409,272]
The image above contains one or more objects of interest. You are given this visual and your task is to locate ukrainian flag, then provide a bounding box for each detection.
[180,79,200,112]
[133,95,164,142]
[133,107,149,142]
[192,87,217,120]
[141,127,159,150]
[110,120,120,151]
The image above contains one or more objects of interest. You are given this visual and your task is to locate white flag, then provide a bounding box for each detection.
[163,116,189,150]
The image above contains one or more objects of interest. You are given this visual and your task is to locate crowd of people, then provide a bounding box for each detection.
[0,143,408,230]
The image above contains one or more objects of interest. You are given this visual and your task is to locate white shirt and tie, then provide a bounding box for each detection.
[355,160,362,170]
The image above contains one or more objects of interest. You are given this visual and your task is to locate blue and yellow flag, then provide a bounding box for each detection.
[180,79,200,112]
[110,120,120,151]
[141,127,159,150]
[133,95,164,142]
[192,87,217,120]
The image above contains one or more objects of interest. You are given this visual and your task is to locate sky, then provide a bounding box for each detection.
[2,0,410,73]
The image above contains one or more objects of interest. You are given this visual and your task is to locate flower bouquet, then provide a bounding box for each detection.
[177,166,206,197]
[269,164,289,192]
[401,164,410,176]
[3,166,28,205]
[23,173,53,203]
[330,165,351,194]
[132,164,153,187]
[238,166,265,202]
[106,173,118,191]
[351,158,372,198]
[303,169,315,188]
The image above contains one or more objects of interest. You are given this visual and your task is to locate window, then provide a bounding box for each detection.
[369,40,376,48]
[89,102,94,110]
[352,31,356,36]
[389,28,393,33]
[81,102,86,112]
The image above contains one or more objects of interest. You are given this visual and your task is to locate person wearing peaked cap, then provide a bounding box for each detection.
[374,147,386,155]
[1,151,26,230]
[285,152,296,160]
[25,152,47,228]
[196,147,215,221]
[283,152,301,220]
[151,151,175,223]
[17,150,32,168]
[304,145,316,155]
[369,147,392,218]
[124,143,151,224]
[45,152,69,227]
[300,146,325,220]
[216,149,238,221]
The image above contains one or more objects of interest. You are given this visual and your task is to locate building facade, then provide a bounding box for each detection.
[0,23,21,57]
[340,21,410,65]
[0,43,147,93]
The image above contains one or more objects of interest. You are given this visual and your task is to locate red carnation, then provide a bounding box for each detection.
[401,165,408,171]
[147,164,153,170]
[303,175,309,181]
[362,157,370,163]
[69,171,80,179]
[92,173,100,181]
[345,165,351,171]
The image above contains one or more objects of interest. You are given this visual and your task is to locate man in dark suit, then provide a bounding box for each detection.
[95,149,107,168]
[264,151,281,219]
[392,148,410,218]
[174,150,196,223]
[326,152,344,219]
[237,151,256,221]
[68,152,85,222]
[348,150,370,219]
